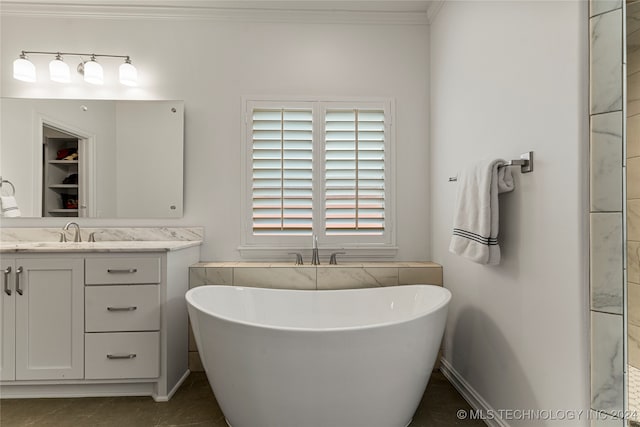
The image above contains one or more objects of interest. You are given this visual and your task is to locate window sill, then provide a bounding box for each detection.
[237,245,398,262]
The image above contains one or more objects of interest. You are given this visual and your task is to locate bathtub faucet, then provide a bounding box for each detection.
[311,234,320,265]
[329,252,346,265]
[288,252,303,265]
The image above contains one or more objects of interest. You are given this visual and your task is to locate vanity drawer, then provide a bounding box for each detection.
[85,332,159,379]
[85,257,161,285]
[85,285,160,332]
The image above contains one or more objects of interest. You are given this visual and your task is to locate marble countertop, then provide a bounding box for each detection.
[0,240,202,253]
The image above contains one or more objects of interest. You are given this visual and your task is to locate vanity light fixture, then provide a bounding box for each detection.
[13,50,137,86]
[49,54,71,83]
[81,55,104,85]
[12,53,36,82]
[118,58,137,87]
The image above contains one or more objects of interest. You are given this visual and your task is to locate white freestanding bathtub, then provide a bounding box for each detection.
[186,284,451,427]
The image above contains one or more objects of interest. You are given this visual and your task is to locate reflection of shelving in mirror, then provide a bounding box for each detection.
[42,125,82,217]
[49,184,79,189]
[48,160,79,165]
[48,209,79,213]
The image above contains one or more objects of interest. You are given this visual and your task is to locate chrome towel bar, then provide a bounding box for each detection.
[449,151,533,182]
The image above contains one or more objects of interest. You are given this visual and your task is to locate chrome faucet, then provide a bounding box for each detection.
[288,252,303,265]
[311,234,320,265]
[329,252,346,265]
[63,221,81,242]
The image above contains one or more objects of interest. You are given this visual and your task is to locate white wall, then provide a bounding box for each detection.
[0,11,430,261]
[430,1,590,425]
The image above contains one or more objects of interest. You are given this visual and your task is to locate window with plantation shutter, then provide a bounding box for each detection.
[251,108,313,235]
[324,109,385,235]
[243,98,393,251]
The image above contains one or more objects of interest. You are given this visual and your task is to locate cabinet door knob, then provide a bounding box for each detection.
[3,266,11,296]
[15,266,23,295]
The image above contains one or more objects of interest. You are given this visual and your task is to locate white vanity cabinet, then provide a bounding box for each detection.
[0,245,200,402]
[84,256,161,380]
[0,256,84,381]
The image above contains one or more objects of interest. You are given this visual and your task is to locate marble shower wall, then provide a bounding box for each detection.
[590,0,626,424]
[629,0,640,377]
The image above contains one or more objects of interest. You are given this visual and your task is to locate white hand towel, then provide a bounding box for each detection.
[1,196,21,217]
[449,158,514,265]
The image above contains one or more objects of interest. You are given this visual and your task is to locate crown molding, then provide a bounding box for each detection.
[426,0,444,24]
[0,1,430,25]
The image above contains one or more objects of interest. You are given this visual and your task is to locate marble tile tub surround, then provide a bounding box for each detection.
[189,262,443,290]
[0,227,204,243]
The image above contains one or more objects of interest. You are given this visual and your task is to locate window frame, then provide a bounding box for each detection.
[240,96,396,259]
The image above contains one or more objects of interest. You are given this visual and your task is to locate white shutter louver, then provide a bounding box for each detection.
[252,108,313,235]
[324,109,385,235]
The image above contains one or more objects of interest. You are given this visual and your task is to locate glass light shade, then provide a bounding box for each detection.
[83,60,103,85]
[13,57,36,82]
[49,58,71,83]
[119,61,137,86]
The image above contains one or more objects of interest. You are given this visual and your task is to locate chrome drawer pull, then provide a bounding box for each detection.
[107,268,138,274]
[107,306,138,312]
[15,266,23,295]
[107,353,137,360]
[3,266,11,296]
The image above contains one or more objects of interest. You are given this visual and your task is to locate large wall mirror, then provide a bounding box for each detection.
[0,98,184,218]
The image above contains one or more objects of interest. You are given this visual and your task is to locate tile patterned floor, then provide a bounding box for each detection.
[0,371,484,427]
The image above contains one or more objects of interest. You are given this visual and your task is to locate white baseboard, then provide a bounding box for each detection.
[439,358,509,427]
[0,382,154,399]
[153,370,190,402]
[1,371,192,402]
